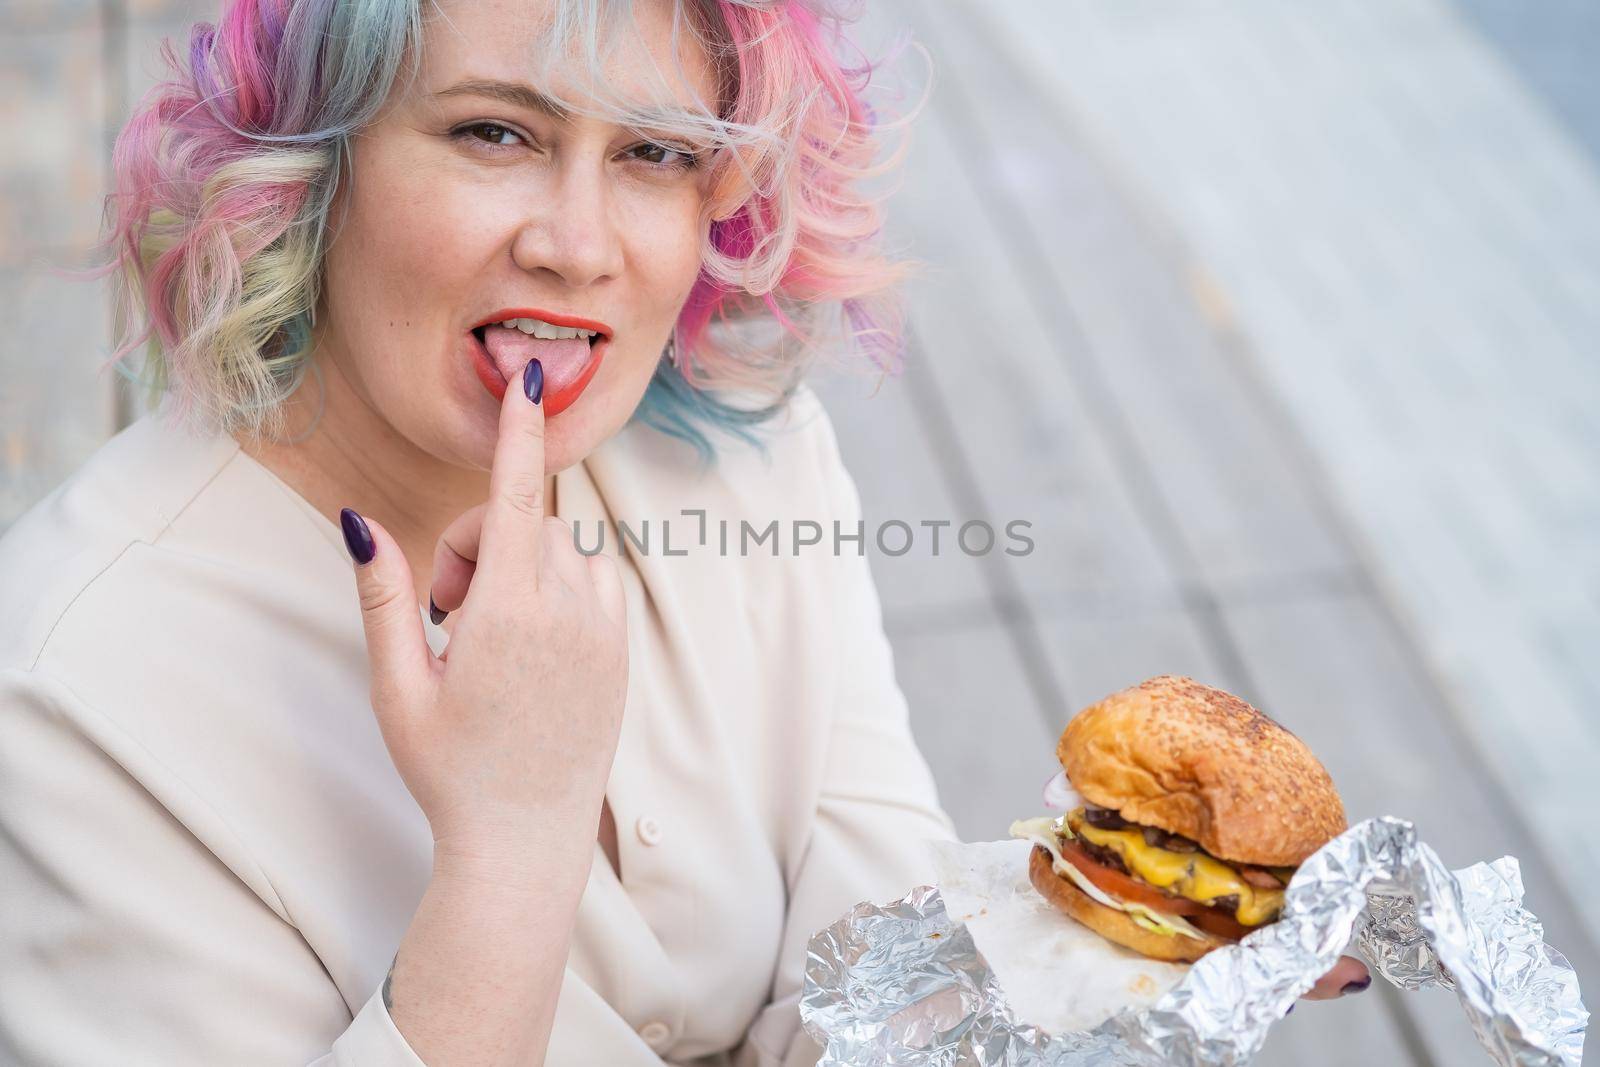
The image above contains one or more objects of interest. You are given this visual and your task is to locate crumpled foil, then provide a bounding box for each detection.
[799,817,1587,1066]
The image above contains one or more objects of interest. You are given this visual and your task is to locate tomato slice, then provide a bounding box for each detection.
[1055,838,1201,916]
[1188,907,1255,941]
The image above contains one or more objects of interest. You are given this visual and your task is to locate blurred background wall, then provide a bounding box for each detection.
[3,2,1595,1063]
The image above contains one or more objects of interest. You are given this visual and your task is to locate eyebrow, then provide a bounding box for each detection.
[436,79,573,121]
[434,78,708,130]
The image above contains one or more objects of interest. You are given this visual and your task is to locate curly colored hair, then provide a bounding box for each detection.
[85,0,929,465]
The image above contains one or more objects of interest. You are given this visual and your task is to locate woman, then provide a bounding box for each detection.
[0,0,1368,1063]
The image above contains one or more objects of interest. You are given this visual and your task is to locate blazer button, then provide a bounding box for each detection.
[638,1020,671,1048]
[635,815,663,846]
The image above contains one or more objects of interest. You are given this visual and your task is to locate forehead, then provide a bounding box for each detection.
[417,0,722,123]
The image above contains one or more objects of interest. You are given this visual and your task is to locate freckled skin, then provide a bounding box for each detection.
[236,0,719,601]
[314,0,714,477]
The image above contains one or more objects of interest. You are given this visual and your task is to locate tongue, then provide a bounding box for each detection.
[481,324,593,396]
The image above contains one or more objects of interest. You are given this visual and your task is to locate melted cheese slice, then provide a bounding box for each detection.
[1009,816,1207,941]
[1070,815,1285,926]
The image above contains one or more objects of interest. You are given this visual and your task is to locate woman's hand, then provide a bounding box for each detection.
[341,357,630,857]
[1302,954,1372,1001]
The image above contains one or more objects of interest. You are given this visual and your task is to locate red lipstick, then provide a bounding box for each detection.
[468,307,613,416]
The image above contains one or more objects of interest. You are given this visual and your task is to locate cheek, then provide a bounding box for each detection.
[628,198,706,318]
[321,154,515,393]
[575,206,701,435]
[339,169,483,304]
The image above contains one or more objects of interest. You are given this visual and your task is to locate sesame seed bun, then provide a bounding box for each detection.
[1027,845,1226,963]
[1058,675,1346,867]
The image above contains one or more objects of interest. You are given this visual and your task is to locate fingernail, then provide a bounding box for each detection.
[1341,976,1372,996]
[340,507,375,565]
[523,357,543,404]
[429,594,448,626]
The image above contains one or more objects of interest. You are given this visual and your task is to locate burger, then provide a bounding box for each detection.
[1010,675,1346,963]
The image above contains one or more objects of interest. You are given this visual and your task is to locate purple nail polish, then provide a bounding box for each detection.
[340,507,375,565]
[523,357,543,404]
[429,594,448,625]
[1342,976,1372,995]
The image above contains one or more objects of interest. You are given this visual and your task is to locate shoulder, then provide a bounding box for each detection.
[0,409,342,678]
[0,412,239,671]
[608,381,853,526]
[590,379,867,642]
[0,418,379,872]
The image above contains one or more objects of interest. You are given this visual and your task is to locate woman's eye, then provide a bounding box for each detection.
[452,122,698,171]
[454,122,524,149]
[630,141,700,171]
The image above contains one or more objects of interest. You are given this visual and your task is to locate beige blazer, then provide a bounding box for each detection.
[0,383,958,1066]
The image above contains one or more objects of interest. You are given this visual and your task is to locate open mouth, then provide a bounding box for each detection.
[469,325,602,351]
[466,313,611,416]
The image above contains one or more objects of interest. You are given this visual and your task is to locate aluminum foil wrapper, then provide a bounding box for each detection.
[799,817,1586,1066]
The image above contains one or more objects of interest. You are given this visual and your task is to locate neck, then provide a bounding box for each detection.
[235,350,557,604]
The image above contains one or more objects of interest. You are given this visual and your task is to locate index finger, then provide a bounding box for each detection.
[476,356,546,592]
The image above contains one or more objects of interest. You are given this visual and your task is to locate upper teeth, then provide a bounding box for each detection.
[498,317,597,340]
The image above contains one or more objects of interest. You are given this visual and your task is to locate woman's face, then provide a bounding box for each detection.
[315,0,718,474]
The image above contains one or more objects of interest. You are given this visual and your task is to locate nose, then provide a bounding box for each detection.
[509,160,625,288]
